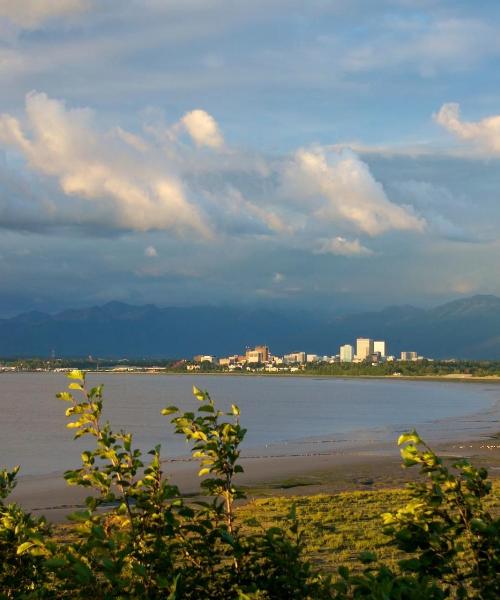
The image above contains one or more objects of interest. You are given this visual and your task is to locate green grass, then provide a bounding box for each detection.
[237,480,500,575]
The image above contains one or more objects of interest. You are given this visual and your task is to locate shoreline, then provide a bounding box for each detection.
[9,434,500,524]
[4,370,500,384]
[4,372,500,522]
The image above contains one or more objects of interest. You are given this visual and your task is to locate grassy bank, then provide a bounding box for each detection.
[237,480,500,576]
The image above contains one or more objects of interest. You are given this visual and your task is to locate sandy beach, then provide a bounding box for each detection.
[9,436,500,523]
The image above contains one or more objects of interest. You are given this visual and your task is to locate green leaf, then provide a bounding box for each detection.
[161,406,178,416]
[56,392,73,402]
[231,404,240,416]
[68,369,84,381]
[44,557,67,569]
[17,541,35,555]
[67,510,91,522]
[68,382,83,390]
[397,430,422,446]
[359,551,377,564]
[198,467,211,477]
[338,566,350,580]
[192,385,205,401]
[221,530,235,545]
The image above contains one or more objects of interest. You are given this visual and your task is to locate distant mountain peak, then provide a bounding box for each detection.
[1,294,500,359]
[431,294,500,319]
[10,310,50,325]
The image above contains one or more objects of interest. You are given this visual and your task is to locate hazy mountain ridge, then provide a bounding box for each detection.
[1,295,500,359]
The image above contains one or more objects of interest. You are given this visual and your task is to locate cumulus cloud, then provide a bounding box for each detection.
[0,92,432,260]
[282,148,425,236]
[144,245,158,257]
[179,110,224,149]
[0,92,211,237]
[435,103,500,155]
[0,0,89,28]
[317,236,373,257]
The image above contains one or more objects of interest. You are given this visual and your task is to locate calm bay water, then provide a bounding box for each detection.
[1,373,499,476]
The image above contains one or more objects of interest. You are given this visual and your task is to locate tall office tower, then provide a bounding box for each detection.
[356,338,374,361]
[246,345,270,363]
[254,345,270,363]
[339,344,354,363]
[374,340,386,357]
[400,351,418,361]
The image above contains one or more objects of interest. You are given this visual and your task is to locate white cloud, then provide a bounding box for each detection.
[0,92,212,237]
[282,147,425,236]
[144,245,158,257]
[0,92,432,258]
[317,236,373,257]
[180,110,224,149]
[115,127,149,153]
[0,0,89,28]
[435,103,500,155]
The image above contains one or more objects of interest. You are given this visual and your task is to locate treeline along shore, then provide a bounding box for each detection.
[3,357,500,380]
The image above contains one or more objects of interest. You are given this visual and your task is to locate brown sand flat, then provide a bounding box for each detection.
[9,437,500,523]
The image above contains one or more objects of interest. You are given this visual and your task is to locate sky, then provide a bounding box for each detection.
[1,0,500,316]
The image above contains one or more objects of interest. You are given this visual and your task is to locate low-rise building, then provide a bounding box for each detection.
[193,354,217,364]
[219,355,240,367]
[400,351,418,361]
[284,351,306,364]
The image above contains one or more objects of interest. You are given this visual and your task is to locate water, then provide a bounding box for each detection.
[1,373,499,476]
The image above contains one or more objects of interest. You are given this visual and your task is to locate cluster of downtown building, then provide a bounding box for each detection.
[191,339,426,372]
[338,338,423,364]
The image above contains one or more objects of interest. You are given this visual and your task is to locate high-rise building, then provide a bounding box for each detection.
[356,338,374,361]
[254,345,270,362]
[246,345,270,363]
[400,351,418,361]
[374,340,386,357]
[339,344,354,363]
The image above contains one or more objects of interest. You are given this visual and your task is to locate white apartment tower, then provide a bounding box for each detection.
[374,340,386,357]
[339,344,354,363]
[356,338,374,361]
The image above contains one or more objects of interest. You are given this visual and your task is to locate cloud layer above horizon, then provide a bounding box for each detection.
[0,1,499,315]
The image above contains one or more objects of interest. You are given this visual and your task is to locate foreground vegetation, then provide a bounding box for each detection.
[239,483,500,577]
[1,373,499,598]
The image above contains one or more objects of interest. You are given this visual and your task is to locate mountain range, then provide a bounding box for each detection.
[1,295,500,359]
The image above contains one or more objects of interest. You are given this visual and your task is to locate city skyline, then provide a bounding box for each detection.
[193,338,424,369]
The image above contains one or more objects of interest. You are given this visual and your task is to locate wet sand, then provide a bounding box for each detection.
[9,437,500,523]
